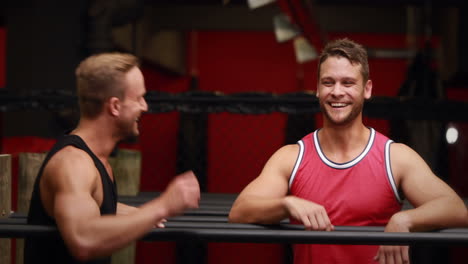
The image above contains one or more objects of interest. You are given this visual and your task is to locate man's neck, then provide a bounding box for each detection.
[318,121,370,163]
[71,118,118,161]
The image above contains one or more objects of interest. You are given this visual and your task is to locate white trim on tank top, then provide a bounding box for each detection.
[314,128,375,169]
[385,140,403,203]
[289,128,402,203]
[289,140,304,187]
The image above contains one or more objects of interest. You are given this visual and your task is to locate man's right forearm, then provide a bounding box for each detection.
[57,197,170,261]
[228,196,289,224]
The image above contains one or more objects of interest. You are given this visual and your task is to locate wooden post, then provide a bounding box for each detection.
[0,154,12,264]
[110,149,141,196]
[16,152,46,264]
[13,149,141,264]
[109,149,141,264]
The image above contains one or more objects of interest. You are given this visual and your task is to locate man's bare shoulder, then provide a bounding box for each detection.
[389,142,434,186]
[389,142,422,167]
[389,142,412,152]
[42,146,98,190]
[274,144,300,159]
[46,145,94,169]
[262,144,300,179]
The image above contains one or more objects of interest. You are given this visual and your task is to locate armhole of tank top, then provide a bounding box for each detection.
[385,140,403,203]
[289,140,305,188]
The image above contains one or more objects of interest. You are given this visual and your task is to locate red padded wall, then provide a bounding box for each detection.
[196,31,300,193]
[196,30,297,264]
[135,64,192,264]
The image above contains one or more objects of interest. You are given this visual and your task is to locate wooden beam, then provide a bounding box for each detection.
[0,154,11,264]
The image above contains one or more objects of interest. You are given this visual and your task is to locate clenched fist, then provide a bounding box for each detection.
[160,171,201,216]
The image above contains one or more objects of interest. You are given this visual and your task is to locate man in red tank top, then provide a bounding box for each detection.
[229,38,467,264]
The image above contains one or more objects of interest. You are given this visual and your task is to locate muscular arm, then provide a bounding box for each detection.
[389,143,468,232]
[376,143,468,263]
[229,145,334,230]
[42,148,199,261]
[116,203,138,215]
[229,145,295,224]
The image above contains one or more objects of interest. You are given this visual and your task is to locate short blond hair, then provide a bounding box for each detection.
[318,38,369,83]
[75,52,140,118]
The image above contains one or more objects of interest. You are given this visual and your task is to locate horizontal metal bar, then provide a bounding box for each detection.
[1,224,468,246]
[143,228,468,246]
[0,215,231,224]
[3,219,468,234]
[9,197,468,220]
[1,91,468,121]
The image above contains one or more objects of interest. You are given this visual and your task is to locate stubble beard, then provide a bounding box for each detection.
[319,98,364,127]
[116,118,139,143]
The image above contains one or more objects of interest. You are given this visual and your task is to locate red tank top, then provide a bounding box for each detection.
[289,128,402,264]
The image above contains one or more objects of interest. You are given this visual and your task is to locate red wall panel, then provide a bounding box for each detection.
[138,65,192,191]
[196,31,299,264]
[135,64,192,264]
[196,31,299,194]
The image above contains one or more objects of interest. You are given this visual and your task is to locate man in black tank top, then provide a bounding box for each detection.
[25,53,200,264]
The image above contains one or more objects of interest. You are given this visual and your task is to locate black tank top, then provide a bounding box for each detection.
[25,135,118,264]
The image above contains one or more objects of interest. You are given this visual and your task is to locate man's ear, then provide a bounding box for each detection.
[364,79,372,99]
[108,97,121,117]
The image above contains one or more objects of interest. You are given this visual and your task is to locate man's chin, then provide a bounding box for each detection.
[323,112,355,127]
[121,132,139,144]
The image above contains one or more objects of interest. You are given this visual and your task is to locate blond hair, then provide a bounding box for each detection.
[75,52,140,118]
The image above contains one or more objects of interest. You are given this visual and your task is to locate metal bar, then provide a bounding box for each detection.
[1,91,468,121]
[1,224,468,246]
[0,215,231,224]
[143,228,468,246]
[2,217,468,235]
